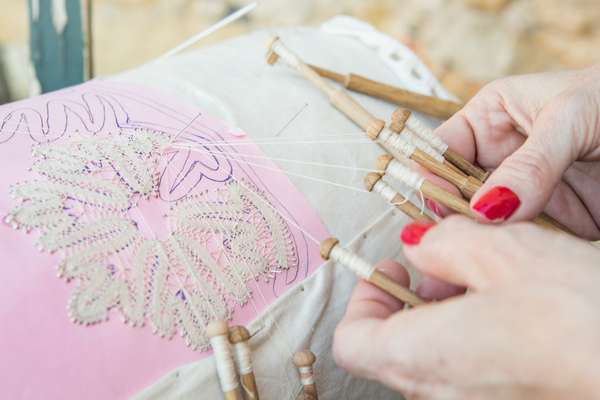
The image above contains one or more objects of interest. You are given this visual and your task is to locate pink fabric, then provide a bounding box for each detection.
[0,81,328,399]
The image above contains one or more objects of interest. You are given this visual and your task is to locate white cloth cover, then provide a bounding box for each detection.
[114,17,446,400]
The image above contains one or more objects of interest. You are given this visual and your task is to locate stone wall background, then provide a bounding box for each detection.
[1,0,599,101]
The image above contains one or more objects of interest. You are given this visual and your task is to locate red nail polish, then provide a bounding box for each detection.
[472,186,521,221]
[425,199,442,217]
[401,222,435,245]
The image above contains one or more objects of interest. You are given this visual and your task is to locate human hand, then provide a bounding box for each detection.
[333,217,600,399]
[429,66,600,239]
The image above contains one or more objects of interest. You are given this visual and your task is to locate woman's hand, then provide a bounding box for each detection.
[333,217,600,399]
[429,66,600,239]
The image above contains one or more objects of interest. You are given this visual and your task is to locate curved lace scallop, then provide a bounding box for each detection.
[5,130,298,350]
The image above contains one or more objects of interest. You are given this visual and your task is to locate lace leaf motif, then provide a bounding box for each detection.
[5,130,298,350]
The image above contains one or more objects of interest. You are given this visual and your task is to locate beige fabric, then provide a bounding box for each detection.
[117,19,445,400]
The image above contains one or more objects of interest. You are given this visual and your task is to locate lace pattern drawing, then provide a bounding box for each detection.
[1,81,322,350]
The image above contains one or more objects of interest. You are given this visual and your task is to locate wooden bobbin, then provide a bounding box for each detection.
[364,172,433,223]
[207,320,243,400]
[376,155,475,218]
[391,108,490,182]
[266,36,385,137]
[390,108,467,178]
[308,63,463,119]
[293,350,319,400]
[321,238,425,307]
[371,126,477,199]
[229,326,260,400]
[378,155,572,234]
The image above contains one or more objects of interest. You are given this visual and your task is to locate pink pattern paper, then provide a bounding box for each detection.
[0,81,328,399]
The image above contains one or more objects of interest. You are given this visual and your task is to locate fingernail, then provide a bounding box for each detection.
[472,186,521,221]
[401,222,435,245]
[425,199,442,217]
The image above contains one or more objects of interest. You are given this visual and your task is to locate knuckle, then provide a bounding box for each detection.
[502,147,552,191]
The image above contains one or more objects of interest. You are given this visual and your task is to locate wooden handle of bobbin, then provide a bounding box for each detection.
[229,326,260,400]
[444,148,490,182]
[266,37,385,139]
[308,64,462,119]
[293,351,319,400]
[320,238,425,307]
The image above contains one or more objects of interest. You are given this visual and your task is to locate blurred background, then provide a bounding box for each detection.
[2,0,600,104]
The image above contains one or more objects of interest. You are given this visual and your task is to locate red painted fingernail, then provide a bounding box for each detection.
[472,186,521,221]
[425,199,442,217]
[401,222,435,245]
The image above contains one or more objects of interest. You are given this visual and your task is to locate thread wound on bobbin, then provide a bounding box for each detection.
[319,238,339,260]
[293,350,316,368]
[364,173,383,192]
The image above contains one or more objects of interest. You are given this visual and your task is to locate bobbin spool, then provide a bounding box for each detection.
[391,108,490,182]
[266,37,471,196]
[389,109,466,178]
[376,154,475,218]
[228,325,260,400]
[321,238,424,307]
[364,172,433,223]
[207,320,243,400]
[293,350,319,400]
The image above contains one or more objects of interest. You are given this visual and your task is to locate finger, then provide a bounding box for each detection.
[401,216,540,290]
[416,275,466,301]
[469,90,588,223]
[334,261,411,379]
[342,260,411,322]
[413,161,462,218]
[372,293,506,398]
[435,81,527,169]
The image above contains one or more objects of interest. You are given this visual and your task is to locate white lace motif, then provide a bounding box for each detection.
[5,131,297,350]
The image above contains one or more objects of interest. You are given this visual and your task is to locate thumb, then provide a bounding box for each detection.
[470,95,580,223]
[401,216,535,290]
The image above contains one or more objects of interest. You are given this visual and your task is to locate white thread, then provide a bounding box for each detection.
[172,143,379,172]
[378,127,416,157]
[233,342,253,375]
[330,246,375,280]
[373,180,397,203]
[179,142,370,194]
[407,117,448,154]
[387,160,425,191]
[402,128,445,163]
[271,41,301,68]
[210,334,240,392]
[299,366,315,385]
